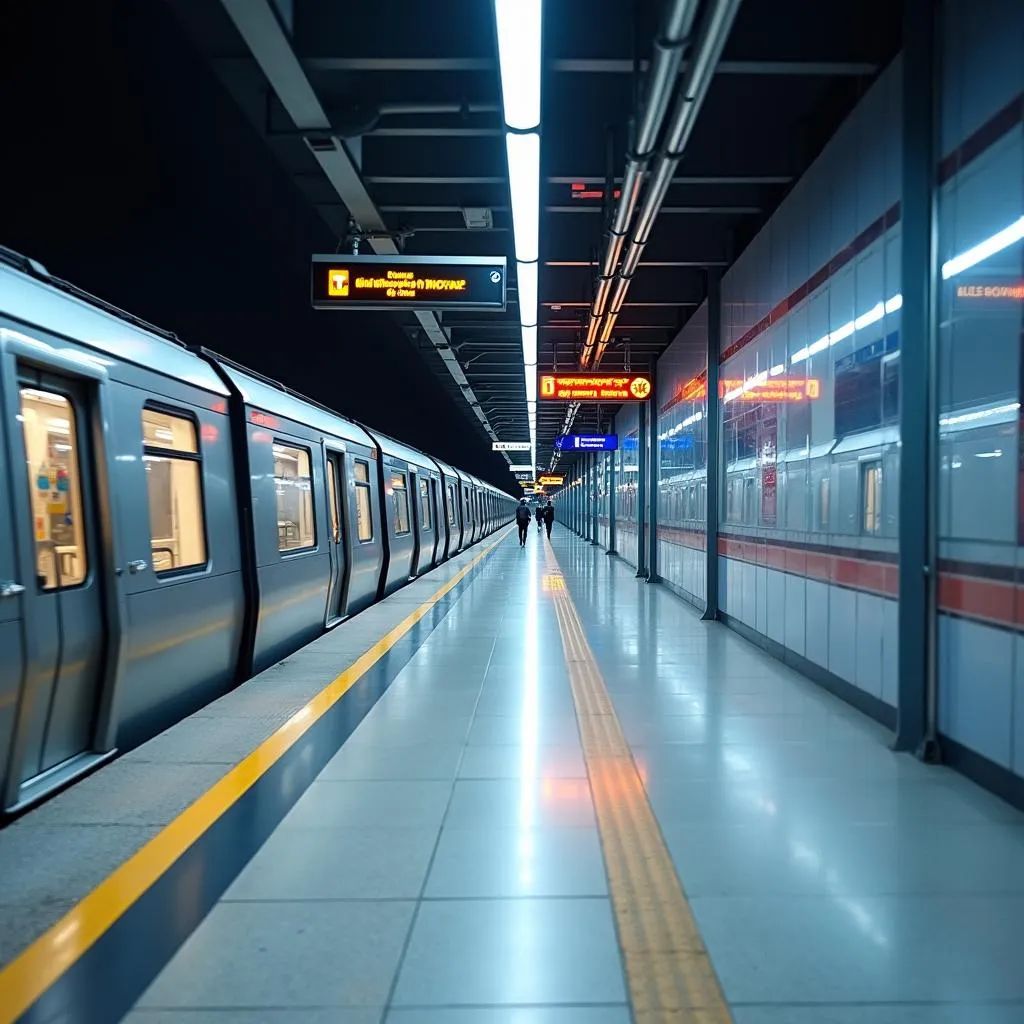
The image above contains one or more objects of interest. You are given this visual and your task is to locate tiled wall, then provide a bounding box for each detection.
[654,301,709,605]
[935,0,1024,772]
[569,0,1024,787]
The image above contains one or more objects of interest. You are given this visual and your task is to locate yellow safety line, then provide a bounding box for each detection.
[0,528,514,1022]
[543,544,734,1024]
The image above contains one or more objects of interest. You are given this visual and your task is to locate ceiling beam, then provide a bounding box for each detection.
[300,57,878,77]
[216,0,504,447]
[546,259,728,267]
[548,175,792,185]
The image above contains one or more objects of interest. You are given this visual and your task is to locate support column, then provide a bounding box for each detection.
[636,401,648,578]
[895,0,939,758]
[647,393,659,581]
[608,446,617,554]
[589,452,598,544]
[702,269,722,620]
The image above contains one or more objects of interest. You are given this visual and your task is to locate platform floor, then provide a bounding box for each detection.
[6,525,1024,1022]
[106,526,1024,1023]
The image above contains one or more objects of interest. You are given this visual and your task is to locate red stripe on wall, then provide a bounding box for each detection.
[706,534,1021,630]
[711,88,1024,368]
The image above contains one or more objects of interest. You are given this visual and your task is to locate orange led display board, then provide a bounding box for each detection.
[671,376,820,403]
[311,254,506,311]
[538,474,565,486]
[538,372,654,403]
[957,283,1024,300]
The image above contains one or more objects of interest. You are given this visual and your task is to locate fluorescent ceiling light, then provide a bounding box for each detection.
[506,132,540,263]
[521,324,537,364]
[517,260,538,327]
[942,216,1024,279]
[525,372,537,403]
[494,0,542,130]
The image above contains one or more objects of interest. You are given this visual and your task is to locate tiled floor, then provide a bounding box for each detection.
[127,530,1024,1023]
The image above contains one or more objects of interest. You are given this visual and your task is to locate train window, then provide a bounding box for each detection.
[21,388,89,589]
[326,457,341,544]
[273,442,315,552]
[354,459,373,542]
[818,477,830,530]
[419,478,431,531]
[862,462,882,535]
[141,406,207,575]
[391,472,410,534]
[446,483,456,525]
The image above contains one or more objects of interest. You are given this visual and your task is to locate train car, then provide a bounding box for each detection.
[0,248,514,815]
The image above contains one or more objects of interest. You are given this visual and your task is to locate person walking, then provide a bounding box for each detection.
[542,499,555,539]
[535,502,544,533]
[515,498,532,547]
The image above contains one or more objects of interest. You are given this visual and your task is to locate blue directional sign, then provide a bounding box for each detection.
[554,434,619,452]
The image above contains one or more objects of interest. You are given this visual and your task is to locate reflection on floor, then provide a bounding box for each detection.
[127,529,1024,1023]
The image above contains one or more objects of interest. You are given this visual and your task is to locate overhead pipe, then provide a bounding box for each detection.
[592,0,744,368]
[579,0,700,368]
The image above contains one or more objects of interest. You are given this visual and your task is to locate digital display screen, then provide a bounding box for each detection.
[538,474,564,485]
[311,254,506,311]
[554,434,619,451]
[538,372,653,403]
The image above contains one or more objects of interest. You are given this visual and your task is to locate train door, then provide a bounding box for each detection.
[9,371,108,790]
[430,477,441,562]
[323,447,348,625]
[408,468,422,576]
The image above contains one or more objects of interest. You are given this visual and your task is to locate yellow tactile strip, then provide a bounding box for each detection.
[0,529,513,1024]
[544,545,734,1023]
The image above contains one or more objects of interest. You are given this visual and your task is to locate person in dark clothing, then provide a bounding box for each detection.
[534,503,544,533]
[543,500,555,538]
[515,498,532,547]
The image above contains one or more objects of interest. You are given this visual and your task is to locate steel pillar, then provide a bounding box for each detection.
[636,401,648,578]
[608,446,617,554]
[647,392,659,581]
[702,269,722,619]
[894,0,939,759]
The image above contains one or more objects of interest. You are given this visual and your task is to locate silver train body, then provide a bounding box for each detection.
[0,250,514,815]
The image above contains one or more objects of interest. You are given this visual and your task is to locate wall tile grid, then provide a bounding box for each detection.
[655,301,710,603]
[715,59,904,709]
[935,0,1024,772]
[573,0,1024,784]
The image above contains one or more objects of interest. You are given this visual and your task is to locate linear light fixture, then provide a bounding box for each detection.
[941,216,1024,279]
[517,260,538,327]
[506,132,540,263]
[494,0,542,130]
[494,0,542,462]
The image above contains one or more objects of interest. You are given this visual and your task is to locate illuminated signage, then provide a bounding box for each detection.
[518,479,536,488]
[554,434,618,451]
[571,184,622,201]
[538,372,653,403]
[513,472,533,482]
[671,376,820,403]
[538,474,565,486]
[493,441,531,451]
[311,254,506,311]
[956,283,1024,300]
[508,464,534,472]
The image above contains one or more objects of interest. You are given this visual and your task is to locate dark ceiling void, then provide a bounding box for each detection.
[2,0,904,486]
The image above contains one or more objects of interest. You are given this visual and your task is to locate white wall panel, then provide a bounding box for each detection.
[855,591,885,698]
[828,586,858,683]
[938,614,1014,767]
[804,579,830,668]
[882,602,899,707]
[783,573,806,656]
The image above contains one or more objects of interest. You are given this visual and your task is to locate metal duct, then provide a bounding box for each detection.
[579,0,699,368]
[591,0,743,369]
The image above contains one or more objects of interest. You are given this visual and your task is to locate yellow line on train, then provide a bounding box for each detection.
[543,544,734,1024]
[0,528,514,1023]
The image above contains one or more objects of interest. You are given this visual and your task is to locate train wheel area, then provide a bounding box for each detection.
[3,525,1024,1023]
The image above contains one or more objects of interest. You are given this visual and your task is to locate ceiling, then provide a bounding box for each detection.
[164,0,903,482]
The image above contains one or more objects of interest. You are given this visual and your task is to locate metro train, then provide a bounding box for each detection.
[0,247,515,815]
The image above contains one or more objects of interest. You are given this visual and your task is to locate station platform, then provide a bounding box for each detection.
[3,525,1024,1023]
